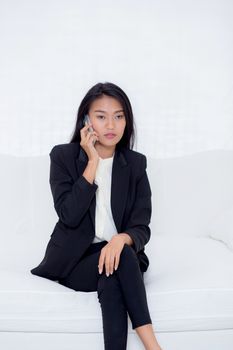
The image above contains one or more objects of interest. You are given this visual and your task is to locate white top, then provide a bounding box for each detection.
[92,153,118,243]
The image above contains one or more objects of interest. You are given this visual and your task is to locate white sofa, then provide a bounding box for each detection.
[0,149,233,350]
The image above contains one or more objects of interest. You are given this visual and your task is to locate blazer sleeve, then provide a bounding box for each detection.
[49,145,98,228]
[124,155,152,253]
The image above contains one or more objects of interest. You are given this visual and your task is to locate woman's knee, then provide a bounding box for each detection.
[97,273,120,302]
[119,243,138,265]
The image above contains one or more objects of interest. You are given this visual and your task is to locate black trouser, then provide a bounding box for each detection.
[58,241,152,350]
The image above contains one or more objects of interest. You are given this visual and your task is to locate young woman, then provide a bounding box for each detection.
[31,82,162,350]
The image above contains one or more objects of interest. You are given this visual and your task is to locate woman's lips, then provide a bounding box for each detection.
[104,133,116,139]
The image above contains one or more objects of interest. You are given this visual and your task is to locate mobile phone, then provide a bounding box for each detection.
[83,114,96,145]
[83,114,93,131]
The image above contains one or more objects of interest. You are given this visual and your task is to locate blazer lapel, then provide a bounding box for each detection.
[76,146,130,233]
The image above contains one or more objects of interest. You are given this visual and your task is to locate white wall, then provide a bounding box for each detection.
[0,0,232,158]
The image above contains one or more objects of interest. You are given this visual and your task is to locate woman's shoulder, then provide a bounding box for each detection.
[49,142,79,157]
[122,148,147,161]
[121,148,148,169]
[49,143,148,168]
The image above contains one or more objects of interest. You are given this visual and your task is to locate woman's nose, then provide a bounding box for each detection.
[106,119,114,128]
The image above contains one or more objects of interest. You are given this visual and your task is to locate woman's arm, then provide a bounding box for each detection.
[49,145,98,228]
[82,159,99,185]
[123,155,152,253]
[118,233,134,246]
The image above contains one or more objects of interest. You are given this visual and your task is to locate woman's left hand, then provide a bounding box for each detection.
[98,234,126,277]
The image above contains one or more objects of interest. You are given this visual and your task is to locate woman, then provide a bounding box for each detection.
[30,82,162,350]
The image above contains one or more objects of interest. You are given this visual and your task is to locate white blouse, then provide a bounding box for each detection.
[92,153,118,243]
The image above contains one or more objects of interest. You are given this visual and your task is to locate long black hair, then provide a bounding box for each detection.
[69,82,136,150]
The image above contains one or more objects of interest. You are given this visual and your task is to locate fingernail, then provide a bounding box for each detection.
[99,269,102,274]
[106,273,109,277]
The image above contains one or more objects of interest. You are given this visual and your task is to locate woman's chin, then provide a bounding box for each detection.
[96,140,118,148]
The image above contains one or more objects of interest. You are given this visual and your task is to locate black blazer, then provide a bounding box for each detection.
[30,142,152,281]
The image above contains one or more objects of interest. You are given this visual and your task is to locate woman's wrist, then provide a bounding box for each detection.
[82,159,98,184]
[118,233,133,246]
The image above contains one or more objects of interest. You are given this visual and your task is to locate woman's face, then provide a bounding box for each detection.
[88,94,126,148]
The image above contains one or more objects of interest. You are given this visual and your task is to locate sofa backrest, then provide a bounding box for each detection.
[147,149,233,239]
[1,149,233,270]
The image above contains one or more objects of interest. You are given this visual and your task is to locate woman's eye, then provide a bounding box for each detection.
[97,115,124,119]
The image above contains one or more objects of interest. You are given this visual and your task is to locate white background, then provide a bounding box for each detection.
[0,0,232,158]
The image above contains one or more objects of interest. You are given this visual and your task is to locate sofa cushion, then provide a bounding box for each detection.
[0,236,232,333]
[207,205,233,252]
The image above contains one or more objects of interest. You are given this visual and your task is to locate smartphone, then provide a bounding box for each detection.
[83,114,96,145]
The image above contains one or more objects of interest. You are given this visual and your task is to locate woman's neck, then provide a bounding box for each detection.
[95,144,116,159]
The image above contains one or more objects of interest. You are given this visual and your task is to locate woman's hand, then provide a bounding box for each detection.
[80,123,99,162]
[98,235,126,276]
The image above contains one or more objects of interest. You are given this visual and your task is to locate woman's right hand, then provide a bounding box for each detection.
[80,124,99,162]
